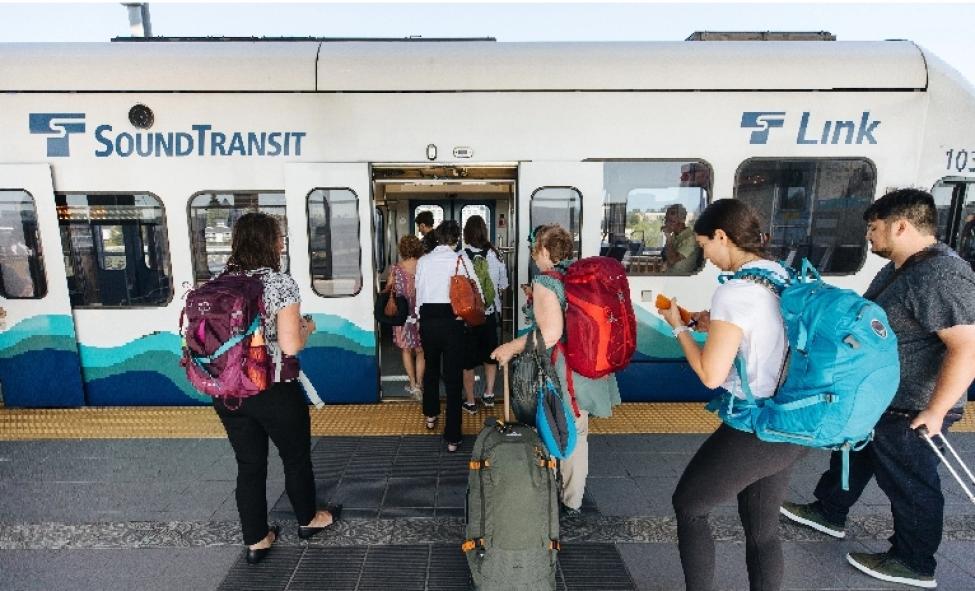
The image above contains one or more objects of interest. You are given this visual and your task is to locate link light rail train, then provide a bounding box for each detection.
[1,36,974,408]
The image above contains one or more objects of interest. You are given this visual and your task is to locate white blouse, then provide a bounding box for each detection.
[414,245,483,317]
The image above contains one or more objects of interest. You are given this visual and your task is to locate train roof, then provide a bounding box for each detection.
[0,40,929,92]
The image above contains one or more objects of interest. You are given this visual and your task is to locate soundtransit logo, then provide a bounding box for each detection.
[29,113,86,157]
[740,112,786,145]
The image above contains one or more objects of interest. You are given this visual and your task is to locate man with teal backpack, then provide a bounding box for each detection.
[781,189,975,589]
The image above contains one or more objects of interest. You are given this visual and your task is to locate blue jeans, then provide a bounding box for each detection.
[813,408,963,576]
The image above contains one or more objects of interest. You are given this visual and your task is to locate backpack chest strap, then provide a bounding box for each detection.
[193,315,261,364]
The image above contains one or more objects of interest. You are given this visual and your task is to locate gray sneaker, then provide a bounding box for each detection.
[779,501,846,538]
[847,552,936,589]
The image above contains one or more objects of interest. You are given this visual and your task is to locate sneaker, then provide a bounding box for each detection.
[780,501,846,538]
[462,401,478,415]
[846,552,937,589]
[481,392,496,408]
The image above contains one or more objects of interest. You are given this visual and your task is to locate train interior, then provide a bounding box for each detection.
[371,165,518,400]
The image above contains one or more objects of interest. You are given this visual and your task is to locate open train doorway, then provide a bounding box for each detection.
[371,165,518,401]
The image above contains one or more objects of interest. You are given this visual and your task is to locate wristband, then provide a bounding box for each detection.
[672,325,693,338]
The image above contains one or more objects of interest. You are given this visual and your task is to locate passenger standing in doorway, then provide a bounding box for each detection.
[391,235,425,399]
[781,189,975,589]
[415,210,438,255]
[415,220,481,452]
[213,213,341,565]
[491,224,620,513]
[664,200,806,591]
[461,215,509,413]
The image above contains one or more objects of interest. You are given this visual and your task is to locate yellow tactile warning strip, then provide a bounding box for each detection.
[0,402,972,440]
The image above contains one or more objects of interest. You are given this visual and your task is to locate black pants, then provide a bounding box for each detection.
[419,304,465,444]
[214,381,317,545]
[813,409,962,576]
[673,424,808,591]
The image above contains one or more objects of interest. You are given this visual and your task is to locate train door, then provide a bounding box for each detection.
[515,162,602,333]
[372,166,517,400]
[0,164,84,406]
[285,163,377,403]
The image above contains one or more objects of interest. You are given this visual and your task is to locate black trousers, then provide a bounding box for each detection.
[673,424,808,591]
[813,409,962,576]
[419,304,465,444]
[214,381,317,545]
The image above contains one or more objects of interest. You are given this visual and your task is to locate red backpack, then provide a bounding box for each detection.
[545,256,636,380]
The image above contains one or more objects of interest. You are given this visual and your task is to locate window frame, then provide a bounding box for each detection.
[0,188,47,300]
[529,185,584,260]
[732,157,877,277]
[185,190,289,286]
[593,158,714,277]
[306,186,363,298]
[56,190,174,308]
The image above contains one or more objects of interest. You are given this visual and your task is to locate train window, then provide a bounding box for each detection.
[188,192,287,285]
[959,195,975,269]
[932,179,975,270]
[599,161,711,276]
[734,159,876,275]
[0,190,47,299]
[530,188,581,258]
[308,188,362,297]
[56,193,172,307]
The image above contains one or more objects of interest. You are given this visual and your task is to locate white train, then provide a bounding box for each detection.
[1,36,973,407]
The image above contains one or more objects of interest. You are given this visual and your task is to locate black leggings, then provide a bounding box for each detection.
[672,424,808,591]
[214,381,317,545]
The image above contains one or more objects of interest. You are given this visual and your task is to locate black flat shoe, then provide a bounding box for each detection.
[245,525,280,565]
[298,504,343,540]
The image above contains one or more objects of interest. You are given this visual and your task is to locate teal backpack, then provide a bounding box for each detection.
[708,259,900,488]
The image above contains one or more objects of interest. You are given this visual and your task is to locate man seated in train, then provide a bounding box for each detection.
[661,204,699,274]
[415,210,438,255]
[780,189,975,589]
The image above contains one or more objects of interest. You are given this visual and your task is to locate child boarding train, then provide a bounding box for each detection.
[1,36,975,408]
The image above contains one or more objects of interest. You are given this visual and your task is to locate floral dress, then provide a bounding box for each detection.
[392,263,421,350]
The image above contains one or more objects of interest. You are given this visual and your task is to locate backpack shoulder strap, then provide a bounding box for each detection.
[533,271,566,309]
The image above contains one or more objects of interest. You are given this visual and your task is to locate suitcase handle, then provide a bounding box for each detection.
[503,363,511,423]
[918,426,975,505]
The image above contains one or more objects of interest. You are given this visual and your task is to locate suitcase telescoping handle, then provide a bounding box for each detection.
[503,362,511,423]
[918,426,975,505]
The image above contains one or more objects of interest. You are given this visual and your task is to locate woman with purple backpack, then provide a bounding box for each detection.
[214,212,341,564]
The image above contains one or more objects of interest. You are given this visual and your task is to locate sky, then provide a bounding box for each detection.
[2,2,975,84]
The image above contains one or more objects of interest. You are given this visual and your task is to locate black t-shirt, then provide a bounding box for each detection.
[864,243,975,411]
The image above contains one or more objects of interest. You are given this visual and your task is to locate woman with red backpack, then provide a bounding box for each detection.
[490,224,621,513]
[662,200,806,591]
[213,213,341,564]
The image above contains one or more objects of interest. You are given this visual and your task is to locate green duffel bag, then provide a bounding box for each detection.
[464,399,559,591]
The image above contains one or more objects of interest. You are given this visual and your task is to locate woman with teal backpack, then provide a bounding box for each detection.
[662,200,807,591]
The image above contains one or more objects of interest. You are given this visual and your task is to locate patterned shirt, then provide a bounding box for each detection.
[244,268,301,344]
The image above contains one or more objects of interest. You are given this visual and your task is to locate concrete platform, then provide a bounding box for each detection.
[2,431,974,590]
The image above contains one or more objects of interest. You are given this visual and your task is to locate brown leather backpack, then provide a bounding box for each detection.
[450,256,486,326]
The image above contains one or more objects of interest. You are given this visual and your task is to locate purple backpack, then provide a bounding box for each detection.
[180,273,272,408]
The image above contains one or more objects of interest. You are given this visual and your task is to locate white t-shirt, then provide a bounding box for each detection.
[709,259,788,400]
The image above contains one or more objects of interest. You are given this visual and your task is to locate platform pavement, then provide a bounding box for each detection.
[1,432,974,590]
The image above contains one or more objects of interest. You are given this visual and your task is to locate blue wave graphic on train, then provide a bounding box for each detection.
[0,313,375,407]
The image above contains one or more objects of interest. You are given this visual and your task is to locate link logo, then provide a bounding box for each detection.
[740,112,786,144]
[740,111,882,145]
[29,113,86,157]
